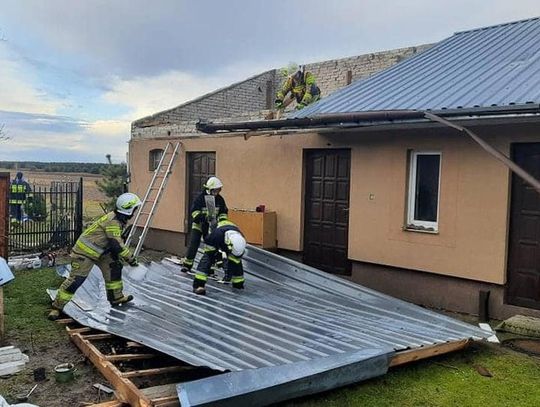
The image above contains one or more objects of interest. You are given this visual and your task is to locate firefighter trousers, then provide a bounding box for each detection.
[52,252,125,310]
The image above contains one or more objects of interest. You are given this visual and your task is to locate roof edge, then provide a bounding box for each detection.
[196,105,540,133]
[454,16,540,35]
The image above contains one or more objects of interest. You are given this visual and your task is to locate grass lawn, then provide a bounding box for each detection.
[2,267,540,406]
[3,267,66,345]
[288,340,540,406]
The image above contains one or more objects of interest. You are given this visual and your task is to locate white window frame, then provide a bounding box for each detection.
[407,151,442,232]
[149,149,164,171]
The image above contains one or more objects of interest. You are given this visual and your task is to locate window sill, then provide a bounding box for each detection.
[403,225,439,235]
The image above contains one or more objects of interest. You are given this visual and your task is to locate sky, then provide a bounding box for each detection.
[0,1,539,163]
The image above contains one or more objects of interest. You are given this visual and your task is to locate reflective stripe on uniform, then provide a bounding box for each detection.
[204,245,216,253]
[57,289,75,302]
[183,258,194,266]
[120,247,131,258]
[231,276,245,284]
[227,255,241,264]
[74,239,101,259]
[105,226,121,237]
[191,222,202,232]
[218,213,228,221]
[105,280,123,290]
[217,220,236,228]
[194,273,208,281]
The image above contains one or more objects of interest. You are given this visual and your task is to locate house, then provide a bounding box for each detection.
[130,17,540,320]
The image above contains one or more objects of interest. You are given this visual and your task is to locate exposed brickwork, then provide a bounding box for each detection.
[132,44,433,138]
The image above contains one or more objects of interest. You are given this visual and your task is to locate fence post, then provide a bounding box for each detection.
[0,172,9,340]
[76,177,83,239]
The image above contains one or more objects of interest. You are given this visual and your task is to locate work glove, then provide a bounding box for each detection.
[274,99,283,109]
[126,256,139,267]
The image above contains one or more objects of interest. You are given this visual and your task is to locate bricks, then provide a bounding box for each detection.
[132,43,433,139]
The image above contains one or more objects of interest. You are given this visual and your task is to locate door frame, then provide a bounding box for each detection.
[302,148,352,275]
[185,152,216,245]
[505,142,540,309]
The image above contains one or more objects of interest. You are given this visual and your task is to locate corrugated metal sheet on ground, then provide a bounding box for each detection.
[57,245,489,373]
[294,17,540,117]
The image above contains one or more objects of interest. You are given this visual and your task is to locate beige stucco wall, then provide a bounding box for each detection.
[129,122,540,285]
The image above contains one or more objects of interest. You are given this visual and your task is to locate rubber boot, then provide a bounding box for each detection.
[47,309,61,321]
[232,281,245,290]
[110,294,134,306]
[193,278,206,295]
[193,286,206,295]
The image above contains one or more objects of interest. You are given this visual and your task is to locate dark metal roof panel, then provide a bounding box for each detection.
[56,246,489,373]
[294,17,540,118]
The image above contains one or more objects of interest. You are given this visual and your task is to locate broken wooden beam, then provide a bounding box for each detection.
[389,339,470,367]
[70,333,152,407]
[121,365,190,379]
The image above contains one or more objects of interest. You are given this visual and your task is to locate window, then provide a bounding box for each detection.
[407,151,441,232]
[149,149,164,171]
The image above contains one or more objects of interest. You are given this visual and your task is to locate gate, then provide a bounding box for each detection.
[8,178,83,254]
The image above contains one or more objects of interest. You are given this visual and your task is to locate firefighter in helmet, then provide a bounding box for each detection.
[193,220,247,295]
[48,193,141,320]
[275,64,321,110]
[181,176,228,273]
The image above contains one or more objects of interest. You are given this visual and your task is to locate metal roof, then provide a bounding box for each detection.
[56,246,488,374]
[294,17,540,118]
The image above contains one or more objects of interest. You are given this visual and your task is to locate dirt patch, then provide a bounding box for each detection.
[0,333,114,406]
[503,338,540,357]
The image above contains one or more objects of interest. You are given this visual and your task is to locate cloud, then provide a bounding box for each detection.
[0,111,129,162]
[102,62,271,120]
[0,45,62,115]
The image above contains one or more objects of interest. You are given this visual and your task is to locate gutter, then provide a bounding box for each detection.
[196,105,540,133]
[195,104,540,194]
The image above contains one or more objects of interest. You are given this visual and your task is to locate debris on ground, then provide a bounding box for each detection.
[0,347,29,376]
[496,315,540,338]
[0,395,39,407]
[473,364,493,377]
[7,253,56,272]
[478,323,500,343]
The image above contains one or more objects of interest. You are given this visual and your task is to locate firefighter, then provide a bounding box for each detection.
[47,193,141,320]
[9,172,31,222]
[193,220,247,295]
[275,64,321,110]
[181,176,228,273]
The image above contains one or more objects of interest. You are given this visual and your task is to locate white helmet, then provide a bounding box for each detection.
[225,231,246,257]
[204,176,223,192]
[116,192,142,216]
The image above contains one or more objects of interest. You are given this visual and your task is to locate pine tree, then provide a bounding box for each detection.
[96,155,127,210]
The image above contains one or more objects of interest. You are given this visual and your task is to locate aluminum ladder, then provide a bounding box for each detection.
[126,141,181,257]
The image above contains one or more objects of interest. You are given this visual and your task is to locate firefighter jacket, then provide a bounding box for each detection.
[72,212,132,262]
[9,179,31,204]
[190,191,228,225]
[276,71,321,107]
[203,220,243,254]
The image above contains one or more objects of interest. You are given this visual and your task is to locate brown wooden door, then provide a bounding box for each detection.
[0,173,8,258]
[186,153,216,243]
[507,143,540,309]
[303,149,351,275]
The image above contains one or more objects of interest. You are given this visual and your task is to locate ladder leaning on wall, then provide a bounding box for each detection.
[125,141,181,257]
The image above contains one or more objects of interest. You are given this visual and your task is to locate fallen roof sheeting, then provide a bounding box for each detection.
[54,245,489,403]
[178,347,393,406]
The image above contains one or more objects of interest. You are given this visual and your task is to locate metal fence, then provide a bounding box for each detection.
[8,179,83,254]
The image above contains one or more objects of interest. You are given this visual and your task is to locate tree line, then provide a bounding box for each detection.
[0,161,123,174]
